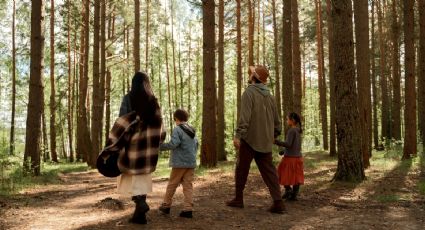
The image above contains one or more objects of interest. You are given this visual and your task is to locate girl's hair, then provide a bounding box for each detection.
[288,112,303,134]
[129,72,162,126]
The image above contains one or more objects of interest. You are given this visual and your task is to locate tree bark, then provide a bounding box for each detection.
[371,0,379,149]
[10,0,16,156]
[378,0,390,143]
[402,0,417,159]
[145,0,150,71]
[315,0,328,150]
[326,0,336,156]
[201,0,217,167]
[217,0,226,161]
[282,0,293,133]
[99,0,106,148]
[24,0,45,175]
[171,0,178,108]
[390,0,401,141]
[66,0,74,162]
[91,0,101,166]
[292,0,302,117]
[248,0,254,66]
[236,0,242,123]
[419,0,425,148]
[41,99,49,162]
[271,0,282,121]
[77,0,93,165]
[134,0,140,72]
[164,1,173,132]
[332,0,365,182]
[49,0,58,162]
[354,0,371,167]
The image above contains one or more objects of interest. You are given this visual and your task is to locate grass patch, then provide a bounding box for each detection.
[419,181,425,195]
[0,161,89,196]
[375,194,401,202]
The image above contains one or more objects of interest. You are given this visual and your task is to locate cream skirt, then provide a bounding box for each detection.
[117,173,153,197]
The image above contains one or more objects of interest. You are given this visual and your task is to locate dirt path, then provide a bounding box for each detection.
[1,152,425,230]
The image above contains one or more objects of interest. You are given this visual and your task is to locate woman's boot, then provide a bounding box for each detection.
[129,195,150,224]
[288,185,299,201]
[282,186,293,200]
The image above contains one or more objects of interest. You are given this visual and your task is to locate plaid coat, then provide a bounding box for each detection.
[102,108,165,175]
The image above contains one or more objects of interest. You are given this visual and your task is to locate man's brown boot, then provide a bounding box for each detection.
[268,200,285,214]
[226,198,244,208]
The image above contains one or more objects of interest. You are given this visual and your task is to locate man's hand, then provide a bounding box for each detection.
[233,138,241,150]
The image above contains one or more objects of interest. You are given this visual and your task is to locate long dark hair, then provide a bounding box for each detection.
[129,72,161,126]
[288,112,303,134]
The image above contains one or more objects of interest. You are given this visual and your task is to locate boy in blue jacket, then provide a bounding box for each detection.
[159,109,198,218]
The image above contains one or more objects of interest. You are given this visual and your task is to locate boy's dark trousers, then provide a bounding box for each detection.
[234,139,282,201]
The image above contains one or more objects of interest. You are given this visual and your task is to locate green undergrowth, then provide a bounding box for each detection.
[0,157,89,196]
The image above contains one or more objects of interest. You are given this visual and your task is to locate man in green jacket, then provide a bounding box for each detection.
[226,65,285,214]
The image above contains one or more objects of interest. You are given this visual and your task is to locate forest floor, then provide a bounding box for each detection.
[1,150,425,230]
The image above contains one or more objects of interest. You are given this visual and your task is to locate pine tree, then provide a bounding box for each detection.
[332,0,365,182]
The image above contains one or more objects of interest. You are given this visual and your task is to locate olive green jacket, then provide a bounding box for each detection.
[235,83,281,153]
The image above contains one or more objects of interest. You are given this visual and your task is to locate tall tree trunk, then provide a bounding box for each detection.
[134,0,140,72]
[10,0,16,156]
[99,0,106,148]
[282,0,293,133]
[419,0,425,148]
[248,0,254,66]
[354,0,371,168]
[171,0,178,108]
[24,0,45,175]
[326,0,336,156]
[104,3,115,143]
[292,0,302,117]
[145,0,150,71]
[371,0,379,149]
[390,0,401,141]
[67,0,74,162]
[77,0,93,164]
[91,0,101,166]
[49,0,58,162]
[378,0,390,144]
[256,0,260,65]
[315,0,328,150]
[332,0,365,182]
[178,38,183,108]
[271,0,282,120]
[164,1,172,131]
[201,0,217,167]
[188,25,192,111]
[41,100,49,162]
[217,0,226,161]
[402,0,417,159]
[236,0,242,123]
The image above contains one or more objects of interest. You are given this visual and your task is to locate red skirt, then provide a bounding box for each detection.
[277,156,304,186]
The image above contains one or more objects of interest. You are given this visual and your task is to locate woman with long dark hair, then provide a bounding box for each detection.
[117,72,164,224]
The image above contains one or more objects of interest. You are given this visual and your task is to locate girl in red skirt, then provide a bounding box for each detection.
[274,112,304,201]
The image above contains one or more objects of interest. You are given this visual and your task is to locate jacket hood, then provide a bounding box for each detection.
[249,83,271,96]
[179,123,196,139]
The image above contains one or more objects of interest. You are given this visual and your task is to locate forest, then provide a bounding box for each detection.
[0,0,425,229]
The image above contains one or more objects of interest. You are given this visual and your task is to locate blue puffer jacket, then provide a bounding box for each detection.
[160,124,198,168]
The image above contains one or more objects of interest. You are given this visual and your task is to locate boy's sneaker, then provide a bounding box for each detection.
[159,203,171,214]
[179,211,193,218]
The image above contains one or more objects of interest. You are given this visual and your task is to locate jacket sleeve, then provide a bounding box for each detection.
[275,129,295,148]
[119,95,130,117]
[273,97,282,138]
[235,91,253,139]
[160,127,181,151]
